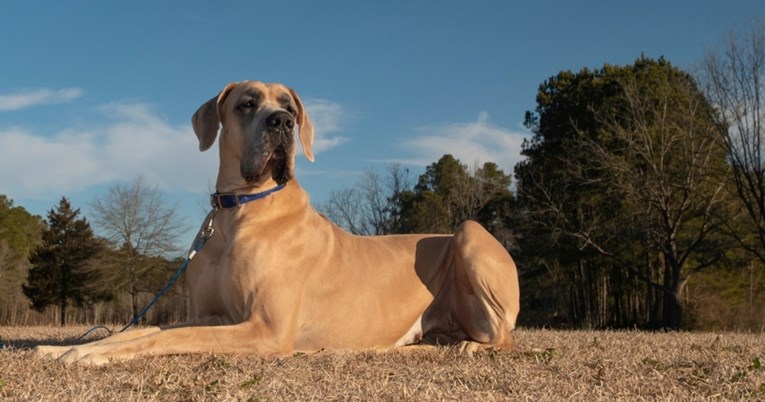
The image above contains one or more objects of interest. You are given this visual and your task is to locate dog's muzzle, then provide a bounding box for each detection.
[241,110,297,185]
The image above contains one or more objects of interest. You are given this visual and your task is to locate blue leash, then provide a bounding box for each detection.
[76,184,285,340]
[118,235,208,332]
[77,208,217,340]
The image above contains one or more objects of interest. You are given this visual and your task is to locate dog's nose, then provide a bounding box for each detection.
[265,111,295,131]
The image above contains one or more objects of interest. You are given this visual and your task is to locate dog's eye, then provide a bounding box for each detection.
[238,101,255,110]
[286,105,296,115]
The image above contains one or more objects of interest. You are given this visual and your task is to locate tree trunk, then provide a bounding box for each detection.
[129,261,139,322]
[662,289,682,330]
[131,288,138,323]
[59,299,67,327]
[661,255,683,330]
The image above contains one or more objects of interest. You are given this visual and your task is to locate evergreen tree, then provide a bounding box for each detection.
[396,154,514,243]
[23,197,110,326]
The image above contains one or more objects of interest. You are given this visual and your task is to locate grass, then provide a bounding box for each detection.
[1,326,764,401]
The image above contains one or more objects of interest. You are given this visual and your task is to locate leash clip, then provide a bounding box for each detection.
[188,208,217,260]
[202,208,216,240]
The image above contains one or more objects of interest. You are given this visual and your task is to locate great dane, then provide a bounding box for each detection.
[33,81,520,364]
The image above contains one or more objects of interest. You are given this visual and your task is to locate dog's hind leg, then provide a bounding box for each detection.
[450,220,520,352]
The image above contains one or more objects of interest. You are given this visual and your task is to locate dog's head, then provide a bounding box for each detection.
[192,81,314,190]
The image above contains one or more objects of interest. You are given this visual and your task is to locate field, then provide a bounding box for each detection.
[1,326,764,401]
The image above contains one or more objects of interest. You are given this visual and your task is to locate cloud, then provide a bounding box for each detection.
[0,97,352,200]
[403,112,530,174]
[0,102,217,199]
[303,98,349,153]
[0,88,83,112]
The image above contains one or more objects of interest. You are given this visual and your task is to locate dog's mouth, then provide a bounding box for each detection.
[269,145,288,184]
[253,144,289,185]
[242,128,295,186]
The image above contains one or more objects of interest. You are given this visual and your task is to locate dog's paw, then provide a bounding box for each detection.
[58,347,114,366]
[76,353,111,366]
[32,345,70,360]
[457,340,491,355]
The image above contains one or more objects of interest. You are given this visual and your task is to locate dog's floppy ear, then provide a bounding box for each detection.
[289,88,315,162]
[191,83,237,152]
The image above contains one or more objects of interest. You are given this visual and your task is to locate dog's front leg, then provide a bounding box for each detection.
[32,327,162,360]
[59,321,288,365]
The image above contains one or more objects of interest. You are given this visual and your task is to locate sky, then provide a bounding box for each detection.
[1,1,763,251]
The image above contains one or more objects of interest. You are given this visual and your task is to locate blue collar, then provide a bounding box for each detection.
[210,184,285,209]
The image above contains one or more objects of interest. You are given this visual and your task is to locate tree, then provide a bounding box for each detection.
[23,197,110,326]
[575,66,730,329]
[396,155,468,234]
[516,58,731,329]
[700,21,765,263]
[323,155,515,251]
[515,65,640,328]
[469,162,515,248]
[396,155,515,244]
[0,195,43,325]
[321,164,412,235]
[89,176,187,320]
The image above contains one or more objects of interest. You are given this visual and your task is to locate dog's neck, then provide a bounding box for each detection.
[211,180,312,235]
[211,183,286,209]
[214,171,283,195]
[214,179,308,207]
[215,179,281,195]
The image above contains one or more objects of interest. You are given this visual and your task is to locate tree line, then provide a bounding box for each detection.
[0,178,189,327]
[0,22,762,330]
[323,24,765,330]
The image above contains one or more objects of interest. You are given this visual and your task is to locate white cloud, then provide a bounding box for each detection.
[0,102,217,199]
[0,88,83,112]
[303,98,349,153]
[404,112,530,174]
[0,97,352,201]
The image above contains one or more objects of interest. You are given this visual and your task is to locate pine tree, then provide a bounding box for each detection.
[23,197,110,326]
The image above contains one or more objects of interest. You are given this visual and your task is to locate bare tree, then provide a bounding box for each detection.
[90,176,187,320]
[579,74,731,328]
[449,162,495,224]
[321,164,411,235]
[322,187,366,235]
[451,161,511,216]
[700,21,765,263]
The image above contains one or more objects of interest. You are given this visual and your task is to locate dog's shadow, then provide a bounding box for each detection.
[0,328,112,350]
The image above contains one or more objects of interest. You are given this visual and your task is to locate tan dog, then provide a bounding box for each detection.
[33,81,520,365]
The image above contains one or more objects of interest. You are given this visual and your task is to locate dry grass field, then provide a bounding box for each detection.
[0,326,764,401]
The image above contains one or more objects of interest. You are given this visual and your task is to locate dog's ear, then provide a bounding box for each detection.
[191,83,237,152]
[289,88,315,162]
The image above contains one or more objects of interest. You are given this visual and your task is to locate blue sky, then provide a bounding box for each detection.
[1,1,762,251]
